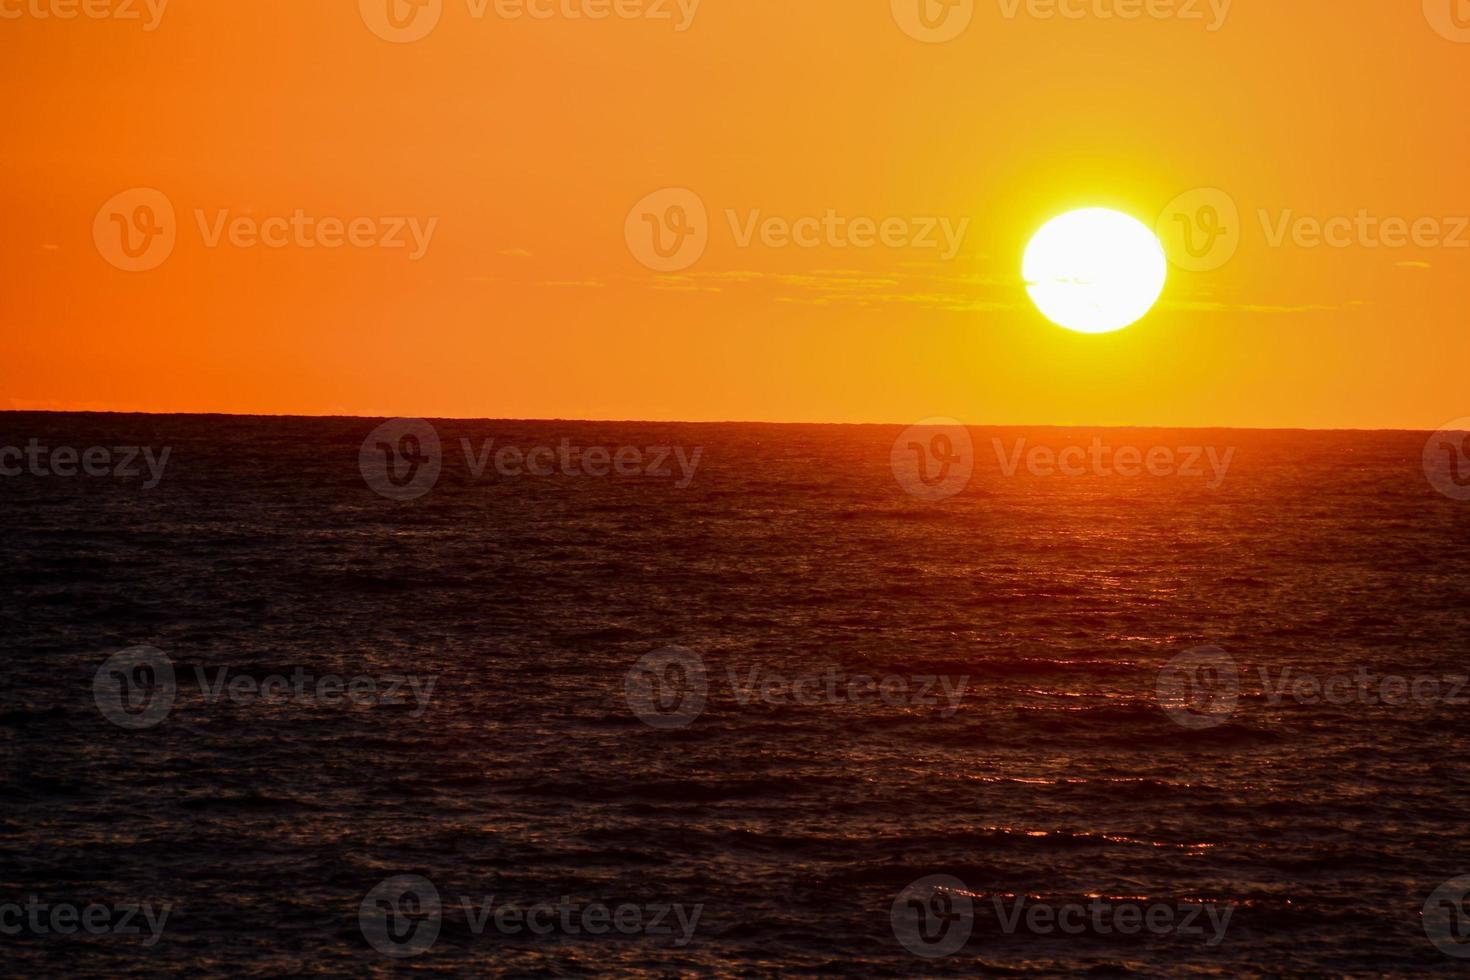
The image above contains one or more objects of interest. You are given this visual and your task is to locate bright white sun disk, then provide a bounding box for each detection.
[1023,208,1167,334]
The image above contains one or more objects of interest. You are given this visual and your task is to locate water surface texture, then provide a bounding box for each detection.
[3,413,1469,976]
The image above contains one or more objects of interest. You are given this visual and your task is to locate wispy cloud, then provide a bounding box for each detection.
[637,266,1025,311]
[1163,300,1345,314]
[634,265,1350,317]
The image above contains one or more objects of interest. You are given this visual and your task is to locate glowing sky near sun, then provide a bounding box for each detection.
[2,1,1467,427]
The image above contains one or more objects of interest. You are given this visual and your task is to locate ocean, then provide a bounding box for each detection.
[3,412,1470,976]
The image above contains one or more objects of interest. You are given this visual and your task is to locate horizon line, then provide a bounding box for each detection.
[0,408,1449,435]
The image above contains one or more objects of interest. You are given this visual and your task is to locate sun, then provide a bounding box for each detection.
[1023,208,1167,334]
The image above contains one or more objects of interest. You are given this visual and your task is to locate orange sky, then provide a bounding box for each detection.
[2,1,1467,427]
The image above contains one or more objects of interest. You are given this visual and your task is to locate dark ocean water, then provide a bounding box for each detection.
[3,412,1470,977]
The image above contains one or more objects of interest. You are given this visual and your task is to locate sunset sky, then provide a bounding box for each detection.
[3,1,1467,427]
